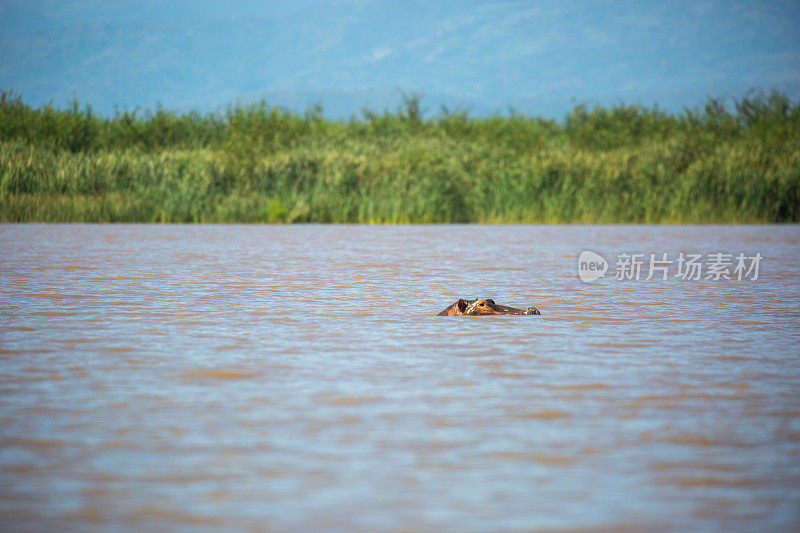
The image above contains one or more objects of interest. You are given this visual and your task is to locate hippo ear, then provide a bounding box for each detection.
[486,299,495,305]
[457,299,467,312]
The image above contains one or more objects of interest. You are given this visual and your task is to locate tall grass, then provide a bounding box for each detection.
[1,89,798,223]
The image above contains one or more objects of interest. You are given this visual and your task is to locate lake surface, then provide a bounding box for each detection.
[1,224,799,532]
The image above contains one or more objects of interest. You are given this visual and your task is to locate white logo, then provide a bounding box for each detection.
[578,250,608,282]
[576,251,762,282]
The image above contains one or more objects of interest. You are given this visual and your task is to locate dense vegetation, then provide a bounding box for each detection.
[1,89,798,223]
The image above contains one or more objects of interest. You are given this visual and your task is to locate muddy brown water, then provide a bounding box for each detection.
[1,224,799,532]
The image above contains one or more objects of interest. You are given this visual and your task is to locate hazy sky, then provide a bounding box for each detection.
[1,0,799,117]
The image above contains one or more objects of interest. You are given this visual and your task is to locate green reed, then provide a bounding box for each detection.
[1,89,798,223]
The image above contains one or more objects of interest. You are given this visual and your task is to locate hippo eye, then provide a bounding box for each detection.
[479,302,485,307]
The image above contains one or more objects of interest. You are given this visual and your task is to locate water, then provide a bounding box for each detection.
[1,224,799,532]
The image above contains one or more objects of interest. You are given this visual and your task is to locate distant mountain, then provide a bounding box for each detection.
[1,0,799,118]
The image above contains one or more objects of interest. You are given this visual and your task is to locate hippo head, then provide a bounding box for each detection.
[438,298,542,316]
[464,298,498,315]
[463,299,542,315]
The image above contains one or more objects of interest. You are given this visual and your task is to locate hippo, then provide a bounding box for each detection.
[437,298,541,316]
